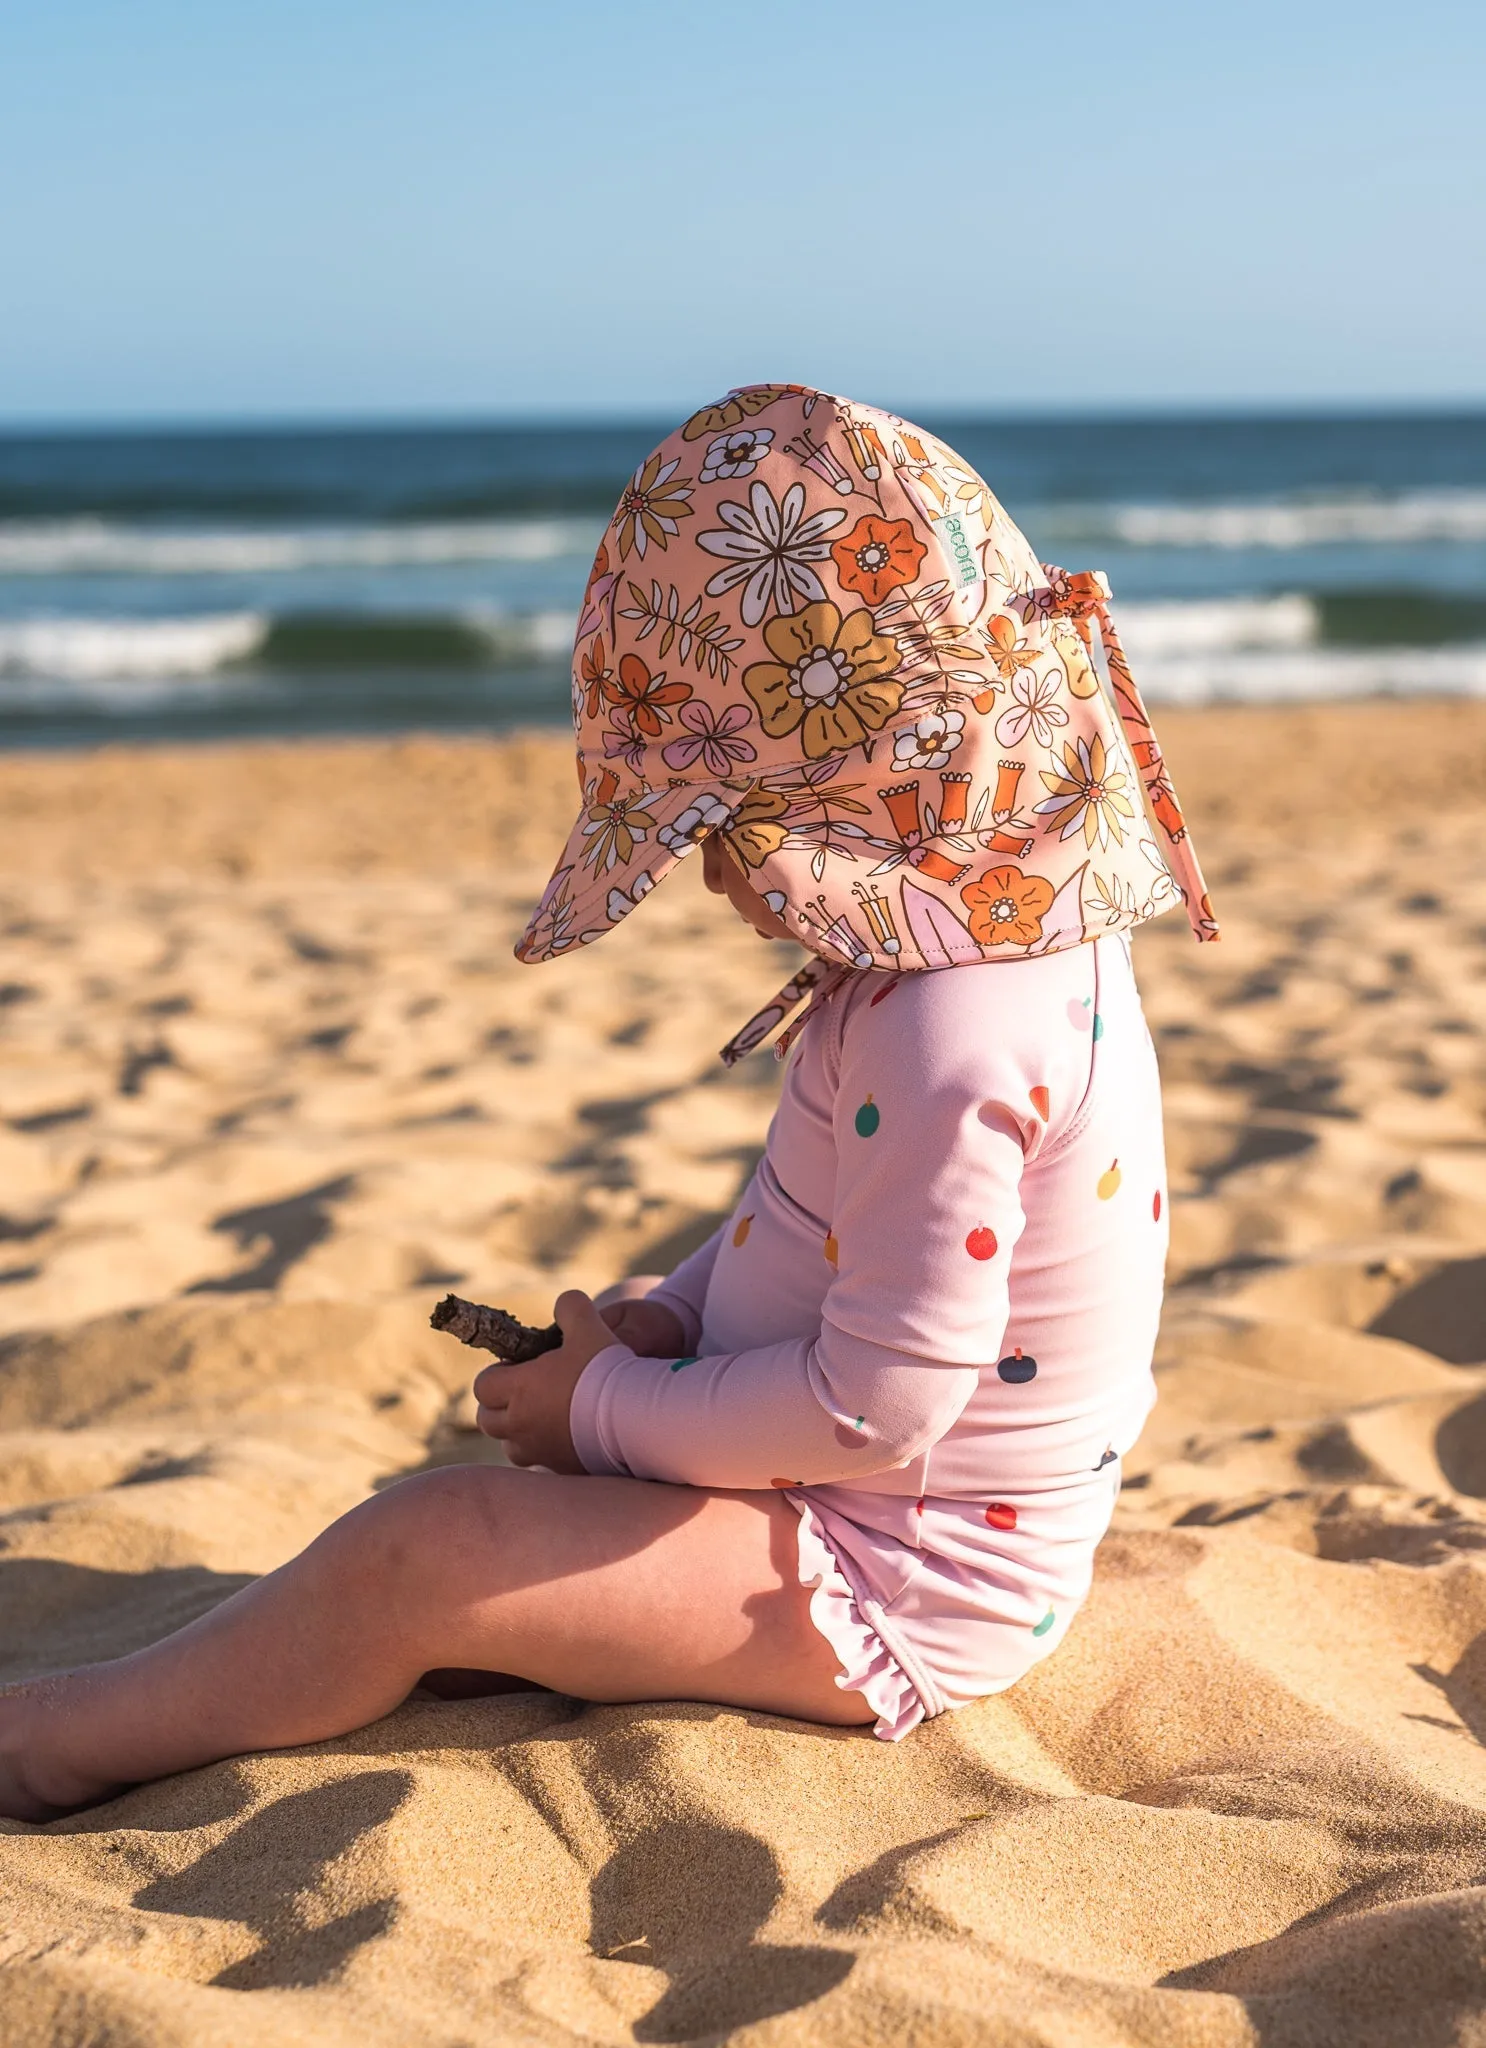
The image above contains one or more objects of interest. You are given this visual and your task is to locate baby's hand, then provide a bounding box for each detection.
[472,1290,613,1472]
[600,1297,687,1358]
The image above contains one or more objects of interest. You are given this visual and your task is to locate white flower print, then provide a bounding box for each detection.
[995,669,1069,750]
[696,480,847,628]
[700,427,774,482]
[658,792,733,855]
[892,708,965,771]
[605,871,655,922]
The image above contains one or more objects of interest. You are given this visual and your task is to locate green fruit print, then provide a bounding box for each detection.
[854,1094,880,1137]
[1032,1609,1056,1637]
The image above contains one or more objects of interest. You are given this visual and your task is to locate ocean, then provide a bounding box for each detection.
[2,410,1484,749]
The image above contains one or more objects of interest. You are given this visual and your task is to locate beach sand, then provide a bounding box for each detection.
[3,703,1486,2044]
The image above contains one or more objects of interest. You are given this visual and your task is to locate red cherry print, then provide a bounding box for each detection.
[1152,1189,1162,1222]
[1029,1085,1050,1121]
[769,1477,801,1489]
[985,1502,1018,1531]
[914,1497,925,1515]
[965,1225,998,1261]
[870,975,902,1007]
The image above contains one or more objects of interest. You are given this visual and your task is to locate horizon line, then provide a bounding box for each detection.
[2,395,1486,438]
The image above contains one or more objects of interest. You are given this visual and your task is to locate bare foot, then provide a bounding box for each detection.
[0,1682,125,1824]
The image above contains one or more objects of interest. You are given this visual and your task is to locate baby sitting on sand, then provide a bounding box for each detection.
[0,386,1214,1818]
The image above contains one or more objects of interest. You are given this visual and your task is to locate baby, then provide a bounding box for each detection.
[0,386,1213,1819]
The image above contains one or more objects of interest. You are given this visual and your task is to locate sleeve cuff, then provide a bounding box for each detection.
[569,1341,638,1477]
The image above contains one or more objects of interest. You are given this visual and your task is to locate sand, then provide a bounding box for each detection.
[2,703,1486,2045]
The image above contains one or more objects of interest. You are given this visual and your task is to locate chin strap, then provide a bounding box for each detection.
[718,956,849,1068]
[717,565,1218,1066]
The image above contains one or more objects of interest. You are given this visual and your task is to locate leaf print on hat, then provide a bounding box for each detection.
[661,699,758,775]
[613,453,695,562]
[1034,733,1138,851]
[618,581,745,681]
[900,874,979,968]
[744,602,903,760]
[697,480,847,628]
[829,514,927,605]
[699,426,774,482]
[995,668,1069,751]
[960,864,1055,947]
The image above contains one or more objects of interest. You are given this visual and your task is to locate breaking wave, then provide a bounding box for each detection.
[0,517,596,577]
[1054,489,1486,551]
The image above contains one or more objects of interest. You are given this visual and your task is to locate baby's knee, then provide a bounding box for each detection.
[350,1465,520,1593]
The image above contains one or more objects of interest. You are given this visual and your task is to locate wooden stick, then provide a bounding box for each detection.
[429,1294,562,1363]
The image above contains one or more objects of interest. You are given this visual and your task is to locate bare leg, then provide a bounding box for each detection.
[0,1468,872,1820]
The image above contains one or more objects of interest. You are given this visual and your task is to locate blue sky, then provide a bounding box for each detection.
[2,0,1482,421]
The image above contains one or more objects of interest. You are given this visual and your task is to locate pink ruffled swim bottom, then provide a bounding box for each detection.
[792,1494,1105,1741]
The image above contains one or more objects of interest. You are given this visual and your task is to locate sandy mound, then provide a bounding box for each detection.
[3,706,1486,2044]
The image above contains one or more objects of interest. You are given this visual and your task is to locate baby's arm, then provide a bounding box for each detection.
[638,1226,724,1349]
[593,1226,725,1356]
[569,980,1039,1490]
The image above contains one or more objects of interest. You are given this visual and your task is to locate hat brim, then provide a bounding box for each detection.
[515,778,741,963]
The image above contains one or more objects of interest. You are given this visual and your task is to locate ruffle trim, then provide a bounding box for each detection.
[792,1499,926,1742]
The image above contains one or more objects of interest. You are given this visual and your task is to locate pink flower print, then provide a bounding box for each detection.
[661,699,758,775]
[601,719,649,773]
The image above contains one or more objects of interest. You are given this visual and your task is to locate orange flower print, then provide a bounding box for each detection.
[724,786,791,869]
[579,768,659,874]
[579,635,616,721]
[609,652,692,738]
[743,602,903,760]
[830,515,928,605]
[613,453,695,561]
[960,864,1056,947]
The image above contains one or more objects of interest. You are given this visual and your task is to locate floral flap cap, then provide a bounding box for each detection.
[517,385,1216,997]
